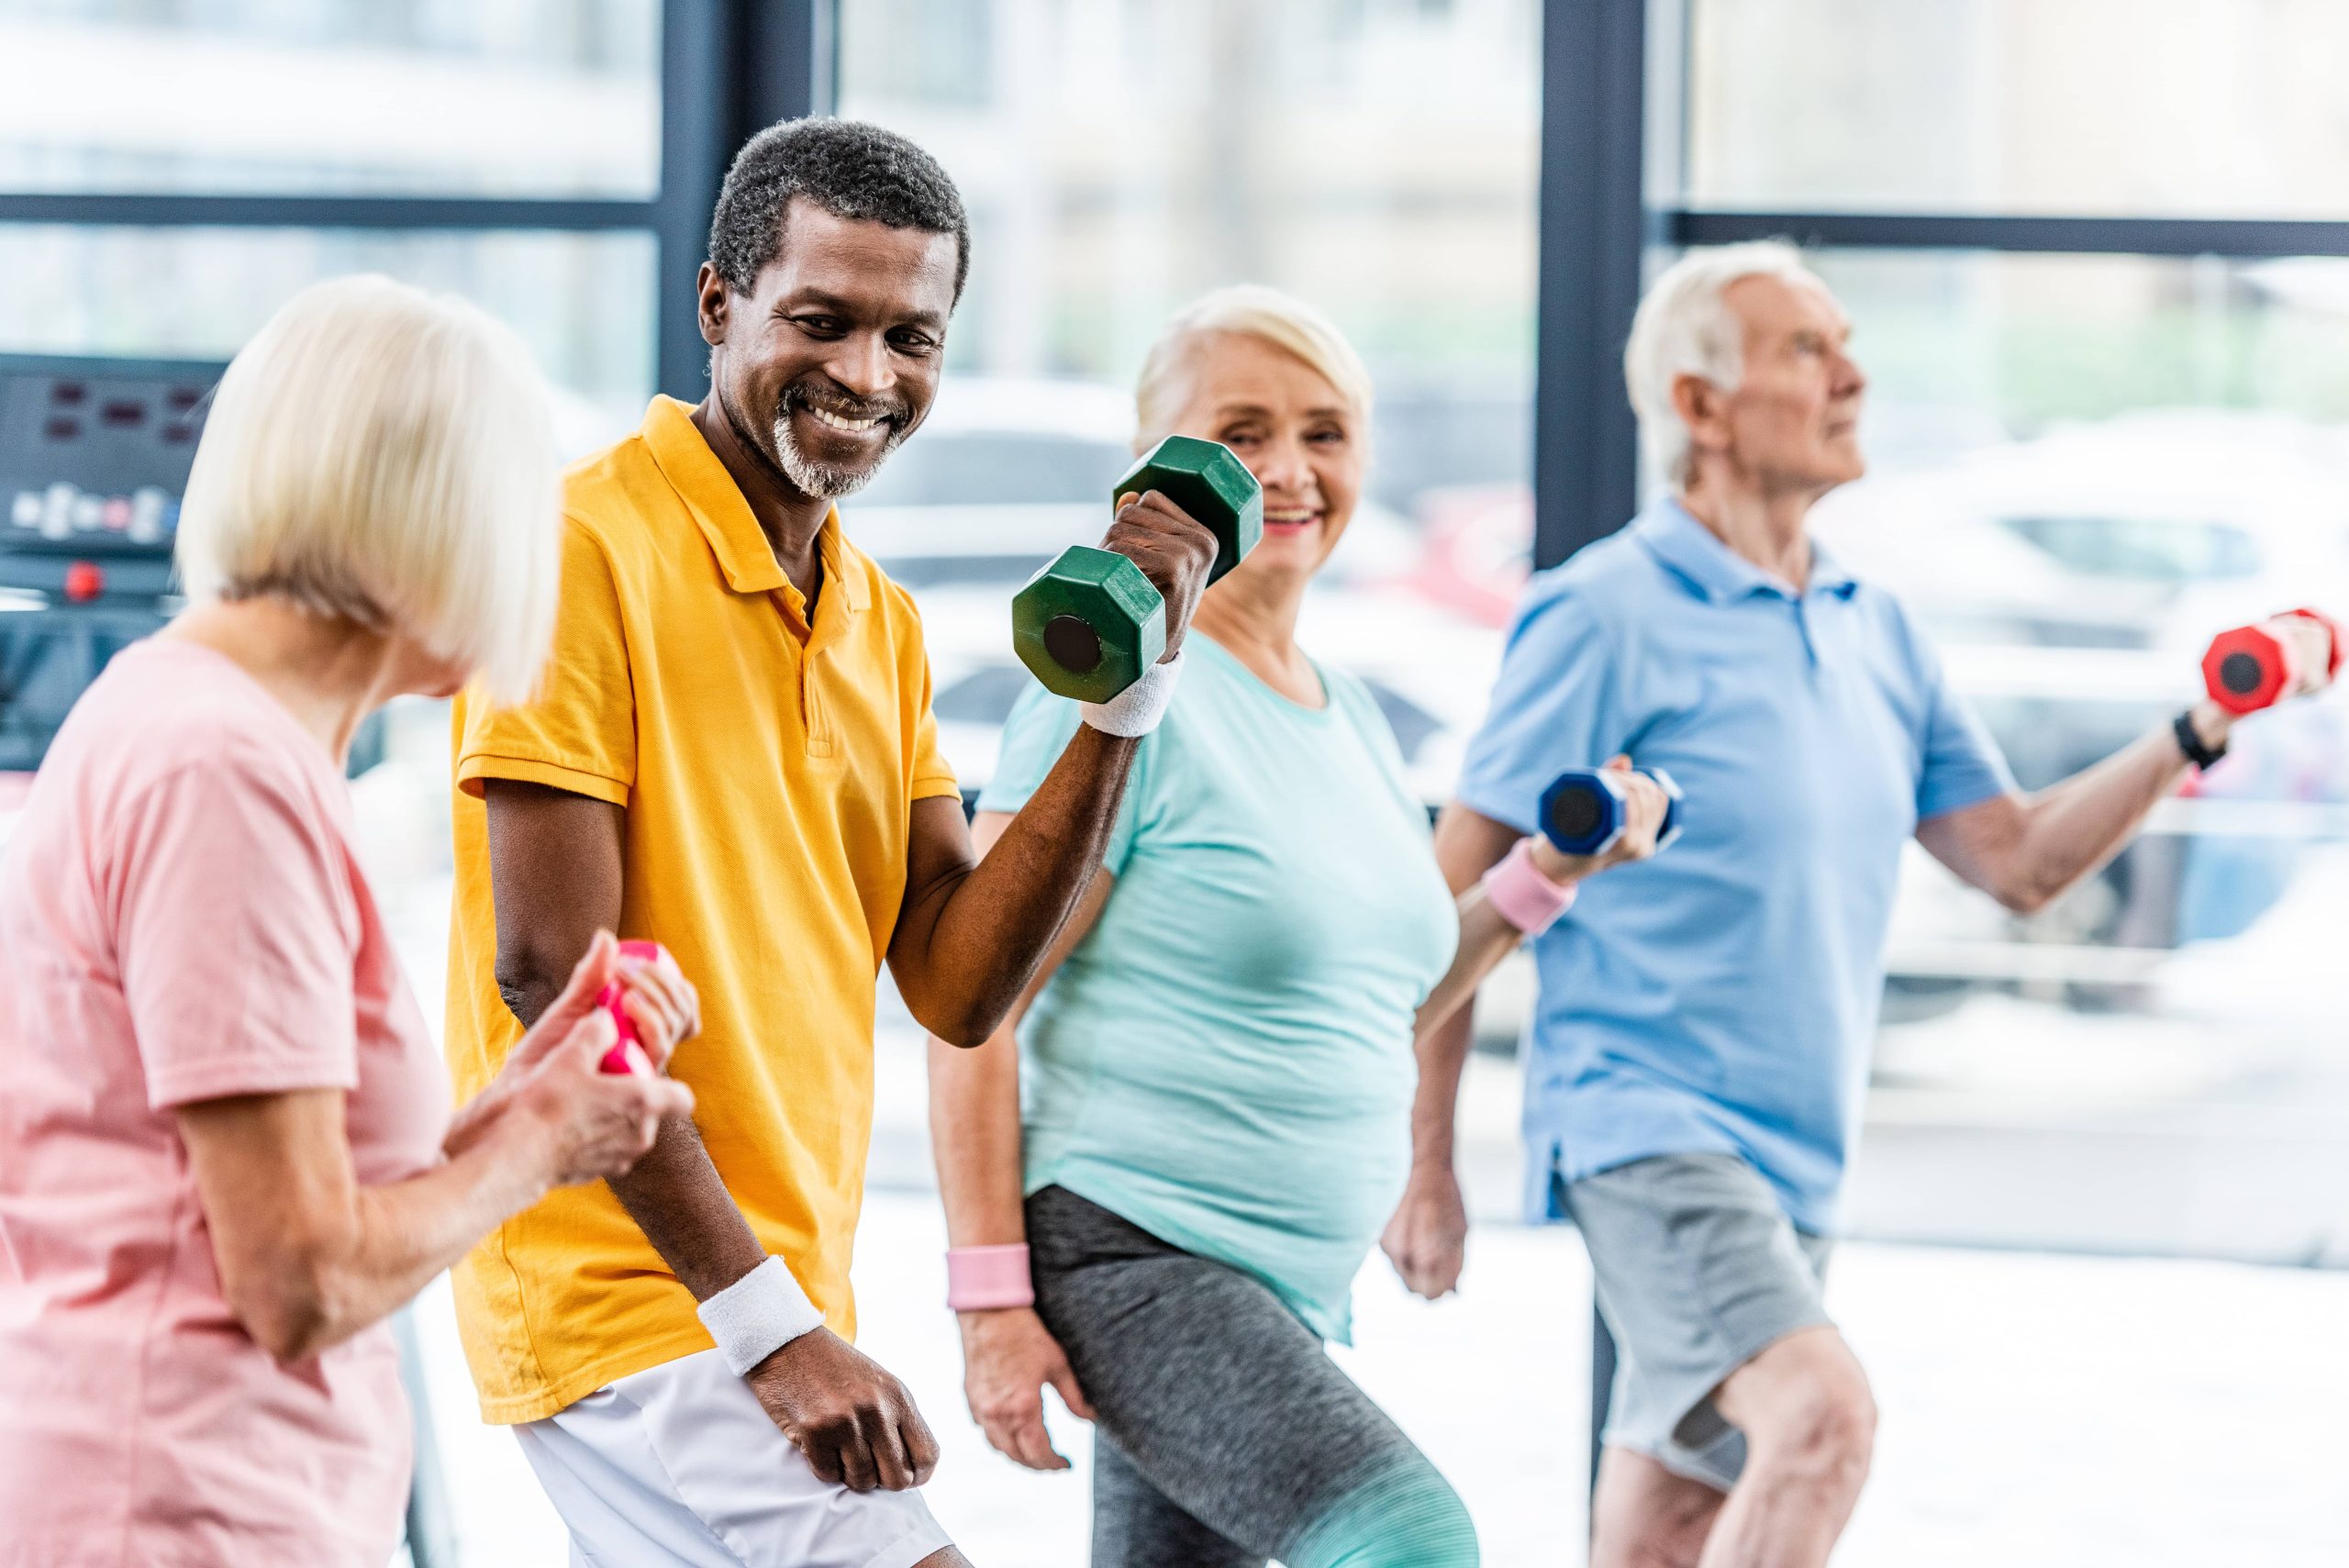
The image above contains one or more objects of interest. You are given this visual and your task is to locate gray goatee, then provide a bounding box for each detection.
[773,389,907,500]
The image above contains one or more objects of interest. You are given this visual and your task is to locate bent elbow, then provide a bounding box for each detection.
[223,1243,349,1363]
[906,988,1005,1051]
[1997,875,2061,918]
[231,1273,338,1363]
[494,952,563,1027]
[925,1008,999,1051]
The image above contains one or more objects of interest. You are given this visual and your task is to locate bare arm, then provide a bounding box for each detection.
[184,1094,556,1362]
[183,944,685,1362]
[1379,805,1523,1300]
[1916,701,2231,915]
[888,488,1218,1047]
[888,731,1141,1047]
[484,779,769,1298]
[484,778,937,1494]
[1415,881,1538,1043]
[1411,765,1669,1036]
[927,812,1113,1251]
[1410,807,1525,1171]
[927,809,1107,1473]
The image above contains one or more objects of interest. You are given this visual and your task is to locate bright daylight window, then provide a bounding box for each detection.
[840,0,1542,803]
[6,5,2343,1564]
[0,0,661,197]
[1687,0,2349,218]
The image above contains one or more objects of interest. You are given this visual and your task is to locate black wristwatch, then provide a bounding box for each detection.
[2173,707,2227,770]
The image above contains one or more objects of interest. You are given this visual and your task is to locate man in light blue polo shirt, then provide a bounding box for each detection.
[1380,242,2331,1568]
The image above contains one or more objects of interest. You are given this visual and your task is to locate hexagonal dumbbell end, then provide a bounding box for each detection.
[1539,769,1632,857]
[2188,610,2339,713]
[1012,545,1170,705]
[1539,767,1685,857]
[1111,435,1264,584]
[2204,623,2295,714]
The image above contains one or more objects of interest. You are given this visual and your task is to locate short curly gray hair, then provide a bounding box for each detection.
[707,117,970,302]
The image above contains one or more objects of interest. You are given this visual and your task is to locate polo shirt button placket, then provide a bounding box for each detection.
[1792,596,1823,669]
[803,645,836,756]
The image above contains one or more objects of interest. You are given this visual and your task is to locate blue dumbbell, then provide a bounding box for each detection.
[1538,767,1684,857]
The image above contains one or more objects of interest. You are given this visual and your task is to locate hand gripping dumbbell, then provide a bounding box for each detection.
[1538,768,1684,857]
[1011,435,1264,704]
[596,939,663,1074]
[2200,608,2343,715]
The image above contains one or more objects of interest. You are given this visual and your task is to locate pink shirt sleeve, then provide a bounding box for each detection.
[116,746,362,1109]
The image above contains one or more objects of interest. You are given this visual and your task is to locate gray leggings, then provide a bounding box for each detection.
[1025,1185,1478,1568]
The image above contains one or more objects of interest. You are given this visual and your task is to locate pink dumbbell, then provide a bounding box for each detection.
[595,939,664,1074]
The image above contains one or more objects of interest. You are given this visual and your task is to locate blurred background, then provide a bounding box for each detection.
[5,1,2348,1563]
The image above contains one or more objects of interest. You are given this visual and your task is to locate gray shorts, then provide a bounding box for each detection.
[1558,1152,1834,1493]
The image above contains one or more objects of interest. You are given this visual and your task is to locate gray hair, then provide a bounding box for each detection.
[708,117,970,303]
[176,275,560,703]
[1623,241,1821,487]
[1132,284,1375,452]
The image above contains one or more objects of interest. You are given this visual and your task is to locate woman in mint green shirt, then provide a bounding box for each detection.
[928,288,1662,1568]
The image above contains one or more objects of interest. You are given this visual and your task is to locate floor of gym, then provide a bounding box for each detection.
[408,1173,2349,1566]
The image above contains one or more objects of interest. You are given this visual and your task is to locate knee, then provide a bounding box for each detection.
[1748,1373,1876,1499]
[1291,1463,1480,1568]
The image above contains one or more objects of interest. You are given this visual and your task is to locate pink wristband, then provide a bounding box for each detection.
[1482,837,1578,936]
[946,1244,1034,1311]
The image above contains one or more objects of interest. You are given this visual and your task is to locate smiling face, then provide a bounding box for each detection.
[698,197,960,501]
[1688,272,1868,498]
[1159,330,1364,594]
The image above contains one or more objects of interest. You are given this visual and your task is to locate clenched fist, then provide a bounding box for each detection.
[1104,488,1219,661]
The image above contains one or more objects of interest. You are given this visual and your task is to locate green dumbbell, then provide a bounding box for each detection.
[1011,435,1264,704]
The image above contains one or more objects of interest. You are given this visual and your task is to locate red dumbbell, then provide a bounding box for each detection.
[595,939,664,1074]
[2201,608,2343,716]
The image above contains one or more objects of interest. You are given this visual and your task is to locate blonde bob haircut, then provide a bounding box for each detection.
[1623,239,1824,488]
[1132,284,1375,451]
[175,274,562,703]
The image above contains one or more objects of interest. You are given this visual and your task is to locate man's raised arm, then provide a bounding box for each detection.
[887,489,1215,1045]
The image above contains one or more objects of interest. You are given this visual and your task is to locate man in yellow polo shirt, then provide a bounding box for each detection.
[444,119,1215,1568]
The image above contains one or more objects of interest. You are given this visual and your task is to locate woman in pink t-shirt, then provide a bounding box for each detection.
[0,276,696,1568]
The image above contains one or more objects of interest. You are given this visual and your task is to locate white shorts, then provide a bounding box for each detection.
[514,1348,955,1568]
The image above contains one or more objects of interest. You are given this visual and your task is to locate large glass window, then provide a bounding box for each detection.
[1687,0,2349,218]
[1671,2,2349,1275]
[1786,250,2349,1048]
[0,0,661,198]
[839,0,1541,795]
[843,0,1537,394]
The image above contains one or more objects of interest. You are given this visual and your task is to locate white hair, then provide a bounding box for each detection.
[176,274,562,704]
[1623,241,1824,487]
[1133,284,1375,450]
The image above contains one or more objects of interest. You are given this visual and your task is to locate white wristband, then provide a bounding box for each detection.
[696,1256,824,1376]
[1081,647,1186,738]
